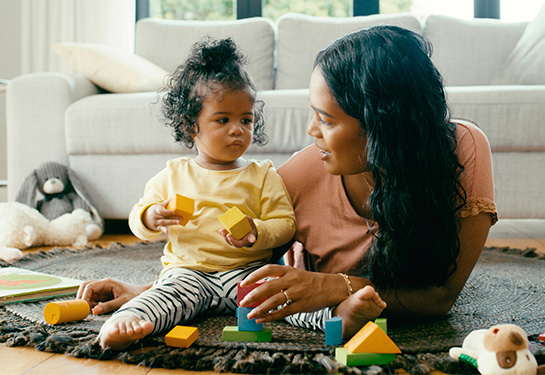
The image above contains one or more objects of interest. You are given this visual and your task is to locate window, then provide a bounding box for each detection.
[149,0,235,20]
[262,0,351,21]
[408,0,473,20]
[501,0,544,21]
[141,0,513,21]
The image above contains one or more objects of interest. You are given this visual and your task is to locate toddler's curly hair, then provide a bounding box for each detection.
[161,37,267,149]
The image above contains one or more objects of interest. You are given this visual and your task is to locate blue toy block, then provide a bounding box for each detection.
[325,317,343,346]
[237,306,263,332]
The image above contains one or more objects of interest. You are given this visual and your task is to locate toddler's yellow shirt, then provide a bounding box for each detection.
[129,158,296,274]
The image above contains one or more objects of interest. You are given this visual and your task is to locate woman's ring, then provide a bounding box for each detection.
[282,290,292,305]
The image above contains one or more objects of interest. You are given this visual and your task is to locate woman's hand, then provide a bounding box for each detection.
[238,264,349,323]
[143,200,185,234]
[219,215,257,248]
[76,278,152,315]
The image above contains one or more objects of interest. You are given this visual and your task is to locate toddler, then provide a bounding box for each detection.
[97,37,296,350]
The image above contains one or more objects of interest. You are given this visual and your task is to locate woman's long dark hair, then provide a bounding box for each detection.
[314,25,466,290]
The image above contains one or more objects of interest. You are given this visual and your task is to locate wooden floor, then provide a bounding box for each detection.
[1,226,544,375]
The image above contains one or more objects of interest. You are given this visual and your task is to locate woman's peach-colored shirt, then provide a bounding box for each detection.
[278,120,497,274]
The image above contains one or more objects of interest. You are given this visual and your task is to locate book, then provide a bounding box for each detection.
[0,267,82,305]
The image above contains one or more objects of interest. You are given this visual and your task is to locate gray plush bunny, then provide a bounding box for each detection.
[15,161,104,240]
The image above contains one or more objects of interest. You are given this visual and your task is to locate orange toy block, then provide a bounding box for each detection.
[167,194,195,226]
[219,206,252,240]
[165,326,199,348]
[43,299,90,325]
[344,321,401,354]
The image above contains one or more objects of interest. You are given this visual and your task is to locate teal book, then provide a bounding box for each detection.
[0,267,82,305]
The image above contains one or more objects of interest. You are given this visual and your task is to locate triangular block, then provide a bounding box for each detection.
[344,321,401,354]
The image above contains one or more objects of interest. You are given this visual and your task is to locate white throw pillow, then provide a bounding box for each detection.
[491,7,545,85]
[53,43,170,93]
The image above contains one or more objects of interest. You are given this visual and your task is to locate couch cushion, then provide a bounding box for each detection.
[275,12,422,90]
[491,6,545,85]
[53,43,169,93]
[135,17,275,91]
[424,15,527,86]
[447,85,545,152]
[65,89,313,157]
[65,93,182,155]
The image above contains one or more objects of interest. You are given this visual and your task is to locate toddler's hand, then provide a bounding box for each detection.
[143,200,185,232]
[220,215,257,248]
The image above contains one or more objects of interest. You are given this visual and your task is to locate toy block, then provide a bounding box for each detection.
[344,321,401,354]
[43,299,90,325]
[219,206,252,240]
[165,326,198,348]
[237,279,267,307]
[374,318,387,334]
[335,347,396,366]
[222,326,272,342]
[237,307,263,331]
[167,194,194,226]
[325,317,342,346]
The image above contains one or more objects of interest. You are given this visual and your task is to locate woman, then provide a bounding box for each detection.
[78,25,496,340]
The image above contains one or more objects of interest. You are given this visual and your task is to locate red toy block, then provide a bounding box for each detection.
[237,279,267,307]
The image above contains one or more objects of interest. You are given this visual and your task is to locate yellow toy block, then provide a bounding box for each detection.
[165,326,199,348]
[219,206,252,240]
[43,299,90,325]
[344,321,401,354]
[168,194,194,226]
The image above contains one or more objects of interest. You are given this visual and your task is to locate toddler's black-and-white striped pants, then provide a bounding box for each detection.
[100,263,333,336]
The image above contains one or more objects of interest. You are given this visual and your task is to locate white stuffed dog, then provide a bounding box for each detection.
[450,324,545,375]
[0,202,92,262]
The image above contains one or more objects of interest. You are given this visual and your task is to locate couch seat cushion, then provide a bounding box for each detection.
[65,93,182,155]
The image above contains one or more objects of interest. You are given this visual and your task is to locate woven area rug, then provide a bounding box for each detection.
[0,241,544,374]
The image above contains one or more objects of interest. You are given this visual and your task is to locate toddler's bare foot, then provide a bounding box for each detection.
[333,285,387,339]
[99,315,154,350]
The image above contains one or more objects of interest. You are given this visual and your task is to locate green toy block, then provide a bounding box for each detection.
[335,347,396,366]
[222,326,272,342]
[374,318,387,334]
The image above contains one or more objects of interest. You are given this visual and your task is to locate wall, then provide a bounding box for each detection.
[0,0,23,80]
[0,1,22,202]
[0,0,134,202]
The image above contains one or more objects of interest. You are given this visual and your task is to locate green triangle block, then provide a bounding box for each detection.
[222,326,272,342]
[335,347,396,366]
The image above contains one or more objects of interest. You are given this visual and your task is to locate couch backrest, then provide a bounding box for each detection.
[424,15,527,86]
[135,17,276,91]
[275,12,422,90]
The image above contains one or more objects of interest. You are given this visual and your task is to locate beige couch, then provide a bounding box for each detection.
[7,11,545,220]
